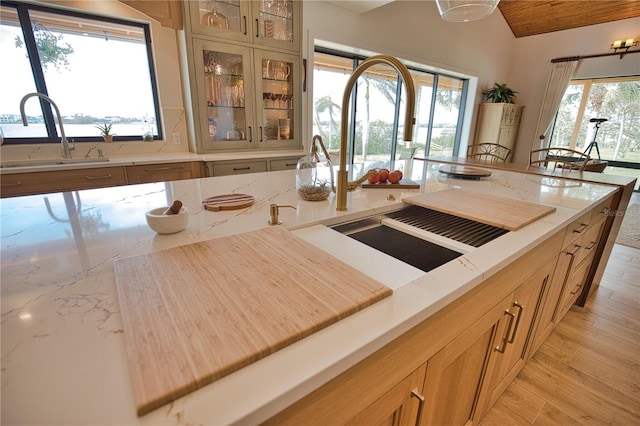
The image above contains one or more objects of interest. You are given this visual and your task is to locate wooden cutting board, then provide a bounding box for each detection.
[406,188,556,231]
[202,193,255,211]
[362,179,421,189]
[114,226,392,416]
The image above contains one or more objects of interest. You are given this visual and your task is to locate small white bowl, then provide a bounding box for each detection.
[145,206,189,234]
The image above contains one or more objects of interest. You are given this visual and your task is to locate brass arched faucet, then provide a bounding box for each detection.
[336,55,416,211]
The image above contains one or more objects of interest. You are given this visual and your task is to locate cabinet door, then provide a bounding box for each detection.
[250,0,300,51]
[422,296,510,426]
[482,259,553,412]
[193,39,256,151]
[254,49,301,149]
[125,162,204,184]
[187,0,252,43]
[347,363,426,426]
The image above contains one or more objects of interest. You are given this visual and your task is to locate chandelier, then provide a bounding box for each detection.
[435,0,500,22]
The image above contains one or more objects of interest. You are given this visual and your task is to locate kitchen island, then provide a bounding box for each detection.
[0,160,633,425]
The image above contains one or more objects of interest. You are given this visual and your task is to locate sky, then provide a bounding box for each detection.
[0,23,155,119]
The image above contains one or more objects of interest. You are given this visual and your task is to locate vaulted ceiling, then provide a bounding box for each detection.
[499,0,640,38]
[325,1,640,38]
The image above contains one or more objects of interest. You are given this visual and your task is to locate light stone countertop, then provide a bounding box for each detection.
[0,149,307,174]
[0,160,619,425]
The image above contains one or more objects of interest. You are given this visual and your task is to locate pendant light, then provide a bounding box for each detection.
[435,0,500,22]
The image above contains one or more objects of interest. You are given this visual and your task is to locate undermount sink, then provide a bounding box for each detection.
[329,204,510,273]
[0,157,110,168]
[292,204,510,290]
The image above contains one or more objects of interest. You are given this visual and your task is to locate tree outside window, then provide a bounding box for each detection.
[0,2,161,143]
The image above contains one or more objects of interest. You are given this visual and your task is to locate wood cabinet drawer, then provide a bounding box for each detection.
[1,167,127,198]
[562,210,591,248]
[270,157,301,171]
[211,160,268,176]
[573,218,604,267]
[126,162,204,184]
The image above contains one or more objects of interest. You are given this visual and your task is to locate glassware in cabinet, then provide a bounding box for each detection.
[194,40,256,151]
[188,0,300,52]
[189,0,250,42]
[257,0,293,42]
[255,51,300,149]
[252,0,300,51]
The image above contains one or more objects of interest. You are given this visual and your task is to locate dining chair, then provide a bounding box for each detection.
[466,143,512,163]
[529,147,590,171]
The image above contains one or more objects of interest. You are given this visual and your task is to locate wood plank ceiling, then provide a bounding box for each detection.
[498,0,640,38]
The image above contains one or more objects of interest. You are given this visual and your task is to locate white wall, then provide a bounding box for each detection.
[303,0,640,164]
[509,17,640,163]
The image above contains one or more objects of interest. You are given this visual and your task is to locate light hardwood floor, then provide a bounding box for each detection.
[480,242,640,425]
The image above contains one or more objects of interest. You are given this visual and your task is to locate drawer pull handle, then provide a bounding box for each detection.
[2,181,23,187]
[570,284,583,295]
[285,163,297,167]
[411,388,425,426]
[585,240,597,250]
[568,244,582,256]
[144,166,184,172]
[573,223,588,234]
[85,174,113,180]
[495,310,516,353]
[233,167,250,171]
[508,302,524,344]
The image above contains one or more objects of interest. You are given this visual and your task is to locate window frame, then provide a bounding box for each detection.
[1,0,163,145]
[549,76,640,171]
[313,46,468,164]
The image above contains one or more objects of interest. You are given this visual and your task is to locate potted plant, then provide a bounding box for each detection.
[95,122,114,143]
[482,83,518,104]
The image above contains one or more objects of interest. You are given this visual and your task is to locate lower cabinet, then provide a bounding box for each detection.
[125,161,205,184]
[0,167,127,197]
[347,364,427,426]
[475,258,555,417]
[210,160,268,176]
[423,297,508,425]
[207,155,303,176]
[264,230,565,425]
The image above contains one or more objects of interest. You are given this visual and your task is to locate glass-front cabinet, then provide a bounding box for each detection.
[188,0,300,52]
[192,39,301,151]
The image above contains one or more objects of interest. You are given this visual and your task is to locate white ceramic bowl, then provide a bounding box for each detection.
[145,206,189,234]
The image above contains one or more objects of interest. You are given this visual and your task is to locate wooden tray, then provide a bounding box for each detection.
[202,193,255,211]
[362,179,420,189]
[114,226,392,416]
[406,188,556,231]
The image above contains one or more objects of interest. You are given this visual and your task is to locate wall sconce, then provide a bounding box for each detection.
[435,0,500,22]
[611,38,638,58]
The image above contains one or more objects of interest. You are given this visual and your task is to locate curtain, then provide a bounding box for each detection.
[531,59,580,155]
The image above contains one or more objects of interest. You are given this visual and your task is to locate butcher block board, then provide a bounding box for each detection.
[406,188,556,231]
[362,179,420,189]
[114,226,392,416]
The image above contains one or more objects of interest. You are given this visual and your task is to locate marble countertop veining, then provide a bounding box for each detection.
[0,160,618,425]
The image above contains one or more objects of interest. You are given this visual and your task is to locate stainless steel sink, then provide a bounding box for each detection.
[330,205,509,273]
[0,157,110,168]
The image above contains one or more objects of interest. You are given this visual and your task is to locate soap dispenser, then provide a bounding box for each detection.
[296,135,335,201]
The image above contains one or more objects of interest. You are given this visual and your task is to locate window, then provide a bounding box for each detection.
[312,49,467,166]
[550,77,640,190]
[0,1,162,144]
